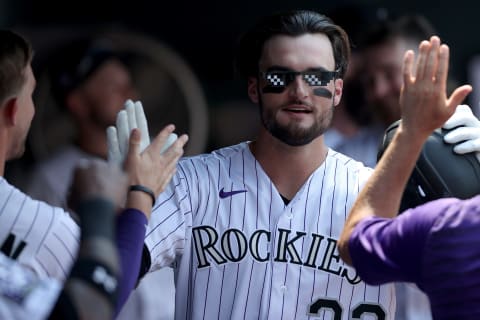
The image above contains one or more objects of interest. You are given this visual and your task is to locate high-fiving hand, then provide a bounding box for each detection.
[106,100,188,216]
[399,36,472,138]
[107,100,178,165]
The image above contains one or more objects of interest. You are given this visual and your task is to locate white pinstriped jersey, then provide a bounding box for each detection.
[145,142,396,320]
[0,252,61,320]
[0,177,79,280]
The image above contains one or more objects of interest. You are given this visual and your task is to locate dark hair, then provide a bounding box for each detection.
[0,30,33,105]
[359,14,436,50]
[234,10,351,79]
[48,37,130,106]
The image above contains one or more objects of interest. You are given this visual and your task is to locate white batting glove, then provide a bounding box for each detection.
[107,99,178,166]
[443,104,480,162]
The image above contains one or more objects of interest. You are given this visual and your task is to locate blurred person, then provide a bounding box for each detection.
[0,29,188,318]
[338,36,480,320]
[361,13,437,128]
[26,36,137,208]
[323,5,382,167]
[357,13,441,320]
[107,10,479,320]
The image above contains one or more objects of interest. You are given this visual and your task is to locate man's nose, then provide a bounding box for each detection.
[371,76,391,100]
[288,75,309,99]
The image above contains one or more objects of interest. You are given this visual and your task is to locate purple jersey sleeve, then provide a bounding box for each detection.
[115,208,148,313]
[347,199,457,285]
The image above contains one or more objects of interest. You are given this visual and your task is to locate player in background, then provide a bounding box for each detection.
[358,14,440,319]
[338,36,480,319]
[0,29,188,316]
[107,10,480,320]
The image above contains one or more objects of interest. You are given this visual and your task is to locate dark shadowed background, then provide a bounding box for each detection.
[3,0,480,186]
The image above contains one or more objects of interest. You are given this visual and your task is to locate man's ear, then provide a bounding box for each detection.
[247,77,259,104]
[2,97,19,126]
[333,78,344,107]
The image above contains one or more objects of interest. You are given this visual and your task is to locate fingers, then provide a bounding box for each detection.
[452,139,480,154]
[125,100,138,132]
[414,40,430,80]
[163,134,188,162]
[116,110,129,156]
[160,133,178,154]
[443,103,478,129]
[148,124,176,155]
[436,44,449,88]
[424,36,440,81]
[444,127,480,144]
[107,126,122,165]
[134,101,150,151]
[152,133,188,179]
[446,85,473,112]
[402,50,415,85]
[125,128,142,169]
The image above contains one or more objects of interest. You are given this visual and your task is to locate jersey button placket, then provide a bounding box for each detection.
[286,206,294,219]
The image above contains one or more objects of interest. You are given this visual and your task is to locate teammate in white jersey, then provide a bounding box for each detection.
[108,10,476,320]
[0,29,188,318]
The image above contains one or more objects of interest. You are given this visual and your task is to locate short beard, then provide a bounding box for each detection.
[258,91,334,147]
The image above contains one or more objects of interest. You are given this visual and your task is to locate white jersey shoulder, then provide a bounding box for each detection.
[0,177,79,280]
[146,143,393,320]
[0,252,61,320]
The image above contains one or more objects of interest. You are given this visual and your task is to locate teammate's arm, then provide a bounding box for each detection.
[338,36,471,265]
[107,102,188,310]
[50,159,127,320]
[115,125,188,310]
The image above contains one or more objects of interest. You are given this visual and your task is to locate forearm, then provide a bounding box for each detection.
[115,208,148,314]
[339,125,428,264]
[51,198,119,320]
[126,190,153,219]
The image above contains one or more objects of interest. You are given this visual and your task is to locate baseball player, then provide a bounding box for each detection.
[0,29,188,316]
[338,36,480,319]
[107,10,479,320]
[1,159,130,320]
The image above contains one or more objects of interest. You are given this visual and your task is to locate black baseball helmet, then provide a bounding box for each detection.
[377,120,480,213]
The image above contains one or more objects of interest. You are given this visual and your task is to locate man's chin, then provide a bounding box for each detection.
[7,147,25,162]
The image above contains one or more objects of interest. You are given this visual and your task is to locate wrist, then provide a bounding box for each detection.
[128,185,155,206]
[127,185,155,219]
[77,198,116,241]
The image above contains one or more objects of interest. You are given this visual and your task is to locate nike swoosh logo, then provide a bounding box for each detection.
[219,187,247,198]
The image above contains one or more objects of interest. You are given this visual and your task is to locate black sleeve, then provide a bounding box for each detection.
[137,244,152,282]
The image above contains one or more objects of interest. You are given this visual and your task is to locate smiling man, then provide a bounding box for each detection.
[136,10,396,319]
[108,10,480,320]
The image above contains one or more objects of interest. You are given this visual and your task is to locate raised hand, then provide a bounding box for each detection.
[107,100,178,166]
[399,36,472,138]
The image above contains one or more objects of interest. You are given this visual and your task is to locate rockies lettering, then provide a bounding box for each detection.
[145,143,396,319]
[192,226,361,284]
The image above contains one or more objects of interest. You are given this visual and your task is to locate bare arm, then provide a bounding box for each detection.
[338,36,472,265]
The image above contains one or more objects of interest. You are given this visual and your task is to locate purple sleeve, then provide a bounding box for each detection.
[348,200,454,285]
[115,208,148,313]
